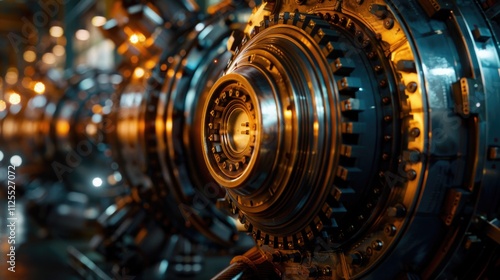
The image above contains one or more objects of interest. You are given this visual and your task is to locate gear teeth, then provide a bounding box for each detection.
[228,11,371,249]
[250,26,260,37]
[277,237,286,249]
[260,16,270,29]
[303,19,331,35]
[340,144,364,158]
[322,41,345,59]
[336,166,362,181]
[322,202,333,218]
[331,202,348,219]
[260,232,269,244]
[322,218,340,233]
[304,226,315,242]
[278,12,291,24]
[331,186,356,205]
[341,122,366,134]
[313,216,324,232]
[332,57,355,75]
[285,236,294,249]
[341,98,364,112]
[290,12,302,25]
[296,14,322,29]
[337,77,362,94]
[269,235,277,247]
[268,14,280,26]
[330,186,342,201]
[295,232,305,246]
[314,28,341,44]
[252,229,261,241]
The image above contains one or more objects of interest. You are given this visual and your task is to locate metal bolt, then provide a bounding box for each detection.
[407,82,418,93]
[410,127,420,137]
[349,251,364,265]
[384,18,394,29]
[387,204,406,217]
[384,224,397,236]
[362,40,371,50]
[371,240,383,250]
[321,266,332,276]
[369,4,388,19]
[407,169,417,180]
[408,150,421,163]
[366,246,373,256]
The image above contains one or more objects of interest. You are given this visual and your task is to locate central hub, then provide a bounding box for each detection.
[202,70,280,191]
[202,75,266,188]
[225,107,250,154]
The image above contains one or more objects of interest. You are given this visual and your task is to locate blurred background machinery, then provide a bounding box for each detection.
[0,0,499,279]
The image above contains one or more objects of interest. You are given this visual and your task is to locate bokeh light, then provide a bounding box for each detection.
[34,82,46,94]
[49,26,64,38]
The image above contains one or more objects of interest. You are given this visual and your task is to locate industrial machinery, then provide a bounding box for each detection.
[1,0,499,279]
[204,0,500,279]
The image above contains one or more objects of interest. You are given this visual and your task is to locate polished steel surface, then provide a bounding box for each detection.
[204,0,500,279]
[0,0,498,279]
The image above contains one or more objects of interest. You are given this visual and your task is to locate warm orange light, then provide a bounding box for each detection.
[56,120,70,136]
[34,82,45,94]
[91,16,107,27]
[22,77,32,88]
[129,34,139,44]
[50,26,64,38]
[133,67,145,79]
[145,59,156,69]
[24,66,35,77]
[0,100,6,111]
[75,29,90,41]
[53,45,65,56]
[5,68,18,85]
[8,92,21,105]
[23,50,36,63]
[129,33,146,44]
[42,53,56,65]
[92,104,102,114]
